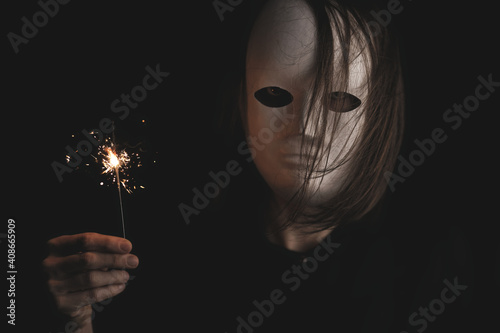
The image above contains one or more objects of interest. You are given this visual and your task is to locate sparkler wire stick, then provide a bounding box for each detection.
[102,144,128,239]
[115,164,126,239]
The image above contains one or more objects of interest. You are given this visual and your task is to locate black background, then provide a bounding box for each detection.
[3,0,499,332]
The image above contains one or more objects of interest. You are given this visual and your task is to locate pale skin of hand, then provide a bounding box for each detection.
[43,232,139,333]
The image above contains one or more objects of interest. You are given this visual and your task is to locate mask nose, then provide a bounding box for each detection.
[276,91,325,154]
[292,90,324,138]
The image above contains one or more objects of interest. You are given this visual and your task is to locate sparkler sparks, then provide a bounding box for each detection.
[96,138,143,239]
[98,139,141,194]
[102,147,131,188]
[65,126,149,240]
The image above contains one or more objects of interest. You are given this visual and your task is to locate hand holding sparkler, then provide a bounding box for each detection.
[43,233,139,330]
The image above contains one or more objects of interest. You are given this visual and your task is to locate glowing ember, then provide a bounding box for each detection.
[102,147,130,176]
[108,149,119,167]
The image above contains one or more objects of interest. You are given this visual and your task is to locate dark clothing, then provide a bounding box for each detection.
[44,165,480,333]
[77,195,474,333]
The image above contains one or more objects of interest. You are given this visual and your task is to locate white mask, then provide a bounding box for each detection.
[245,0,370,207]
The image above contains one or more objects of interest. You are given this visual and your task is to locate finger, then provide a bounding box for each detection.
[48,232,132,256]
[56,284,126,315]
[45,253,139,279]
[49,269,130,294]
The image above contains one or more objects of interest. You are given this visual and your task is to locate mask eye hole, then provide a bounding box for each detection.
[329,92,361,112]
[254,86,294,108]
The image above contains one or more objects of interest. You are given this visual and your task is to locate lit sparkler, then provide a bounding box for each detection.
[67,125,148,239]
[100,143,130,239]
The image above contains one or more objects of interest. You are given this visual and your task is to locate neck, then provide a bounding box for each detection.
[264,195,334,253]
